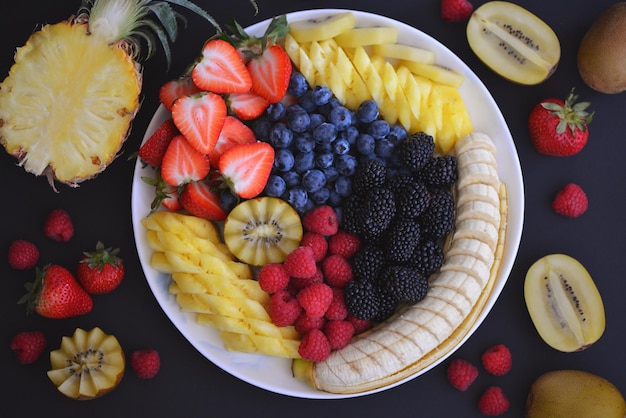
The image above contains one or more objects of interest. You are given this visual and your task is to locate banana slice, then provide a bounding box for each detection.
[289,12,356,43]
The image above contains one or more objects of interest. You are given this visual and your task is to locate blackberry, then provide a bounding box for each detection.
[352,158,387,193]
[380,265,429,303]
[420,187,456,240]
[387,172,416,196]
[384,218,421,263]
[411,240,444,276]
[400,132,435,172]
[396,181,430,218]
[418,155,458,187]
[372,284,399,322]
[358,187,396,242]
[344,278,381,321]
[352,245,386,280]
[340,193,363,235]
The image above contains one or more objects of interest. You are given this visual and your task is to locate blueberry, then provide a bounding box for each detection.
[388,124,408,143]
[375,137,395,158]
[266,102,286,121]
[308,113,325,131]
[288,72,309,97]
[315,151,334,169]
[310,85,333,106]
[356,133,376,155]
[340,125,359,145]
[281,170,300,187]
[264,174,286,197]
[357,99,379,124]
[318,97,342,117]
[269,122,293,148]
[294,132,315,153]
[286,186,309,210]
[310,187,331,205]
[367,119,391,139]
[328,190,344,207]
[315,141,332,153]
[274,148,295,172]
[333,175,353,196]
[312,122,337,145]
[298,90,317,112]
[287,108,311,133]
[328,106,353,131]
[252,116,272,141]
[219,190,238,212]
[294,151,315,173]
[302,169,327,193]
[333,137,350,155]
[322,166,339,183]
[334,154,357,176]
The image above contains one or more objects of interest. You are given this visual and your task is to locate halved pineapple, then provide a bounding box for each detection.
[0,0,244,189]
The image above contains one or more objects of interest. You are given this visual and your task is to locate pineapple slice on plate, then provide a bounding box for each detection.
[0,0,252,189]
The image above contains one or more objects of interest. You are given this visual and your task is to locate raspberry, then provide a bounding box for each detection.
[322,254,353,288]
[7,240,39,270]
[478,386,510,416]
[258,263,290,294]
[302,205,339,236]
[552,183,588,218]
[294,312,326,334]
[290,265,324,289]
[10,331,47,365]
[328,230,361,258]
[481,344,512,376]
[347,314,373,335]
[296,283,333,318]
[325,288,348,321]
[131,349,161,379]
[447,358,478,391]
[283,246,317,279]
[44,208,74,242]
[268,290,302,327]
[323,320,354,350]
[300,232,328,262]
[298,329,331,362]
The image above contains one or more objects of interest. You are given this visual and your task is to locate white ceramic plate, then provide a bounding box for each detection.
[131,9,524,399]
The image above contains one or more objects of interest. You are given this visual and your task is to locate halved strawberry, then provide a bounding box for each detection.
[179,180,228,221]
[159,77,202,111]
[160,135,211,187]
[218,142,274,199]
[192,39,252,94]
[138,119,179,167]
[209,116,257,167]
[247,45,292,104]
[171,92,227,155]
[226,91,269,120]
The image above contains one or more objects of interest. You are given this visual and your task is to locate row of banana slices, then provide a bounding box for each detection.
[293,132,508,394]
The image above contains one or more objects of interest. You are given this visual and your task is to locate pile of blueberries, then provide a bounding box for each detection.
[251,71,409,216]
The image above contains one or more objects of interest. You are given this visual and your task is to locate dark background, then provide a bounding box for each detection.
[2,1,625,416]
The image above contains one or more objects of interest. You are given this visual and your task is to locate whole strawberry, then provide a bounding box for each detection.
[138,118,178,167]
[10,331,47,364]
[20,264,93,319]
[528,89,593,156]
[77,242,125,294]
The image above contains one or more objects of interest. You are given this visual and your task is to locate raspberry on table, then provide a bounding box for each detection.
[481,344,512,376]
[10,331,47,365]
[44,208,74,242]
[446,358,479,391]
[302,205,339,236]
[258,263,290,294]
[323,320,354,350]
[328,229,361,259]
[296,283,333,319]
[269,290,302,327]
[552,183,588,218]
[283,246,317,279]
[7,239,39,270]
[298,329,331,362]
[322,254,353,288]
[300,232,328,262]
[478,386,510,416]
[131,349,161,379]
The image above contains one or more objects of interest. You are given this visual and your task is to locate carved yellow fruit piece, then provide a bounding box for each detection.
[524,254,605,352]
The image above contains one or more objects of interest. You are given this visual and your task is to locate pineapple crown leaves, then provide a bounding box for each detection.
[80,241,122,272]
[220,14,289,58]
[541,88,594,136]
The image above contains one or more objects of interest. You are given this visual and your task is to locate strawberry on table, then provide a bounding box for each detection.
[192,39,252,94]
[179,180,228,221]
[528,89,594,156]
[218,142,275,199]
[138,119,179,167]
[441,0,474,22]
[20,264,93,319]
[226,90,270,120]
[209,115,257,166]
[160,135,211,187]
[159,76,202,111]
[77,242,125,294]
[171,92,227,155]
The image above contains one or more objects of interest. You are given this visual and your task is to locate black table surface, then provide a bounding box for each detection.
[2,1,625,416]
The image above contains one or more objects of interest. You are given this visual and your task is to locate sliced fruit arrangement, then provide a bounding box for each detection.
[466,1,561,85]
[47,327,125,400]
[284,11,473,153]
[0,0,226,189]
[524,254,605,352]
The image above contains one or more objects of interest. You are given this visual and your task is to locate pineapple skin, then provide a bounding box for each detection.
[0,20,141,187]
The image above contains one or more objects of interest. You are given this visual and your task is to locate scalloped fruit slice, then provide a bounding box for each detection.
[524,254,605,352]
[466,1,560,85]
[289,12,356,43]
[47,327,125,400]
[223,197,303,266]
